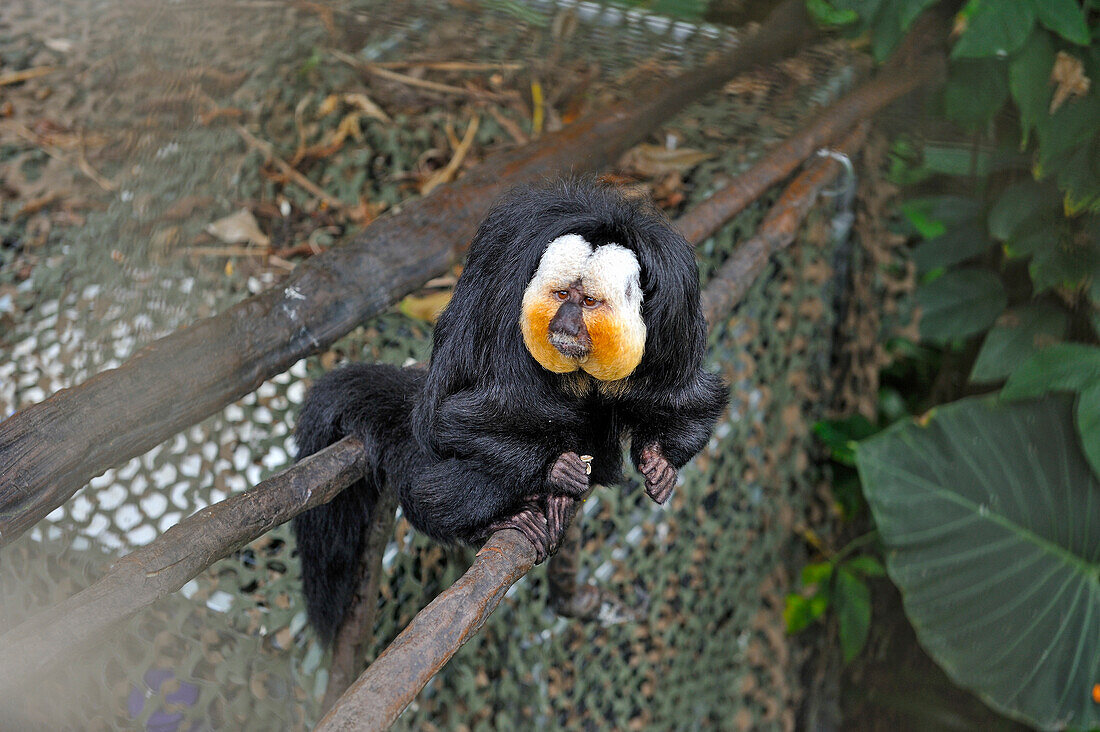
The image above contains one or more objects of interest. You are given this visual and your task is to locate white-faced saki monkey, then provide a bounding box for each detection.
[293,179,728,643]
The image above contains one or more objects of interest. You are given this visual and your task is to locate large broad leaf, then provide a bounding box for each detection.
[988,179,1062,242]
[913,220,994,272]
[917,269,1007,344]
[944,59,1011,131]
[1030,0,1091,45]
[1010,30,1056,145]
[969,303,1067,384]
[857,396,1100,730]
[952,0,1036,59]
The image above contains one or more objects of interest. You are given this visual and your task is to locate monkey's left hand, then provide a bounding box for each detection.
[638,443,677,505]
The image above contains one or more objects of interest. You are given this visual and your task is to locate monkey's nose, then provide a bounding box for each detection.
[548,302,592,358]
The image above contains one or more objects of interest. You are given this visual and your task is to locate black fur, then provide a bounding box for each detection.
[292,180,728,644]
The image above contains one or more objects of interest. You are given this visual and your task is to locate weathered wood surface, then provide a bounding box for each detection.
[0,0,817,547]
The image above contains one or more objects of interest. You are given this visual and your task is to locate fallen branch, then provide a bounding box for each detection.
[234,124,344,209]
[0,0,817,547]
[0,438,366,696]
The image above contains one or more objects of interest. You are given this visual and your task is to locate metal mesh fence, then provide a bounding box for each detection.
[0,0,909,728]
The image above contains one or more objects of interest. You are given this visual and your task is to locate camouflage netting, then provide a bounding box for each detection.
[0,0,912,728]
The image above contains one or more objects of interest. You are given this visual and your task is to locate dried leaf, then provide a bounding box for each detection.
[399,290,453,323]
[1050,51,1090,113]
[205,209,270,247]
[343,93,391,124]
[619,144,713,177]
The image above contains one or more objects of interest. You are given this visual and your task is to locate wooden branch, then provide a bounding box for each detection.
[314,531,538,732]
[321,488,400,713]
[0,0,817,547]
[701,121,869,324]
[676,38,944,245]
[0,437,366,696]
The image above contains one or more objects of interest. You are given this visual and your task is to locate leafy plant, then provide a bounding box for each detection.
[803,0,1100,726]
[857,396,1100,731]
[784,535,884,663]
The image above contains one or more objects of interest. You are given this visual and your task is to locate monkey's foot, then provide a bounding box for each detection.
[488,505,552,562]
[549,452,590,498]
[546,494,579,553]
[638,444,677,505]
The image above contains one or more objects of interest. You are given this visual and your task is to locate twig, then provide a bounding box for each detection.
[0,66,58,86]
[371,61,523,72]
[4,122,115,191]
[234,124,344,209]
[0,438,367,697]
[420,116,480,195]
[332,50,510,101]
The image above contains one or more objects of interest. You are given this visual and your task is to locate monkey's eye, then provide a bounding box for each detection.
[582,296,599,308]
[554,290,569,301]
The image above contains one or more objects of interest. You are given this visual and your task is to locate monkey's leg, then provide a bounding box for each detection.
[638,443,677,505]
[486,502,554,562]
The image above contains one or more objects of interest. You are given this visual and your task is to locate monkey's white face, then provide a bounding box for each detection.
[520,234,646,381]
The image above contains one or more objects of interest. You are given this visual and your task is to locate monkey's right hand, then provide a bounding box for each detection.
[548,451,590,498]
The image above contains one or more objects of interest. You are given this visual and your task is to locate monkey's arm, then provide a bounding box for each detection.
[627,372,728,503]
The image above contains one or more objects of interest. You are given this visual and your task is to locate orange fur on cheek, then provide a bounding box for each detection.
[521,298,580,373]
[583,309,644,381]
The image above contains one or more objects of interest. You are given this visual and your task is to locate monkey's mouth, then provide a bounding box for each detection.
[548,333,591,361]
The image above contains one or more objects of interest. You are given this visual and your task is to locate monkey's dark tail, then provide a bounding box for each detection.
[291,364,395,646]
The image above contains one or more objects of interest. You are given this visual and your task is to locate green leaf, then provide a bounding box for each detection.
[1030,0,1091,45]
[917,269,1008,344]
[1037,95,1100,173]
[802,561,834,587]
[943,59,1010,131]
[805,0,859,26]
[834,569,871,663]
[1004,212,1062,258]
[913,220,994,272]
[1077,383,1100,478]
[1009,30,1056,144]
[970,303,1068,383]
[902,195,983,239]
[898,0,938,30]
[784,594,812,633]
[952,0,1036,59]
[1002,343,1100,399]
[857,396,1100,729]
[870,4,905,62]
[988,179,1062,241]
[1030,225,1100,292]
[922,142,993,177]
[844,555,886,577]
